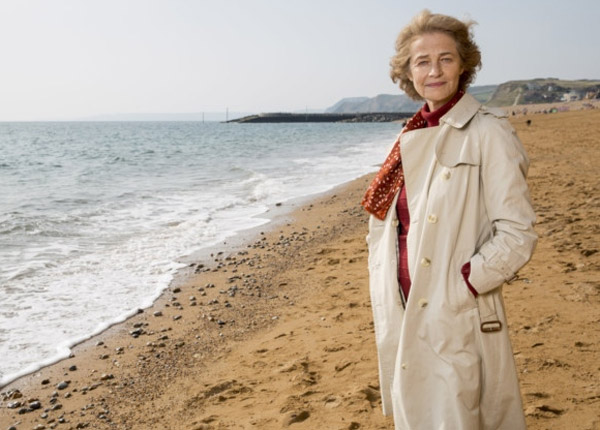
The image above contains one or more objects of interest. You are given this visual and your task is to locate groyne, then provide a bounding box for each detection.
[227,112,413,123]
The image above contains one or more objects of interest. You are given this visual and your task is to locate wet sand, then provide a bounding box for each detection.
[1,107,599,430]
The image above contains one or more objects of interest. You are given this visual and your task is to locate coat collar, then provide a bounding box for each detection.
[439,92,481,129]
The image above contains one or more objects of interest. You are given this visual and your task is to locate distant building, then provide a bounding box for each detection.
[561,91,581,102]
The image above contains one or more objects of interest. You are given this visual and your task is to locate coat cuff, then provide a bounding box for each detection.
[461,262,479,297]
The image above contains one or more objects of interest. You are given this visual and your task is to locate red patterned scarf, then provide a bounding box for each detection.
[361,110,426,220]
[361,91,464,220]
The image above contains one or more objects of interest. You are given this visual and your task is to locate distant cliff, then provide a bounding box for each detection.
[324,79,600,112]
[485,78,600,106]
[325,85,497,113]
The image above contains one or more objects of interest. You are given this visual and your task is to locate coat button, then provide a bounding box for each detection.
[442,170,451,180]
[427,214,438,224]
[418,298,428,308]
[420,257,431,267]
[392,219,399,227]
[401,363,407,369]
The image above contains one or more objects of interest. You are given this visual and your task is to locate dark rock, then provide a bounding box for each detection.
[69,365,77,371]
[7,401,22,409]
[2,389,23,400]
[57,381,69,390]
[29,400,42,410]
[130,328,144,337]
[41,379,50,385]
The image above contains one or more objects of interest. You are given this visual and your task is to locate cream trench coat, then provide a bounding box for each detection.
[367,93,537,429]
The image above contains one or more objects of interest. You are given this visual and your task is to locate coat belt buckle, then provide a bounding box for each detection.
[480,320,502,333]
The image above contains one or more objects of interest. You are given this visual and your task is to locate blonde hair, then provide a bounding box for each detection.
[390,9,482,100]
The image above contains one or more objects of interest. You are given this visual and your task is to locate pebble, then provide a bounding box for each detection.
[1,390,22,401]
[29,400,42,410]
[7,401,22,409]
[69,365,78,371]
[57,381,70,390]
[130,328,144,338]
[153,311,163,317]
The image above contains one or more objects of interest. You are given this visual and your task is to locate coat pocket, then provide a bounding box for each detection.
[449,252,478,312]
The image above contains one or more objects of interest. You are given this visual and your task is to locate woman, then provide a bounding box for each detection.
[362,10,537,430]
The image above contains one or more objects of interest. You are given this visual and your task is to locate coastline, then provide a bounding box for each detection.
[1,173,384,429]
[2,108,600,430]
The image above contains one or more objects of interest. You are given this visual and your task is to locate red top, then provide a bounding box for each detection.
[396,90,477,301]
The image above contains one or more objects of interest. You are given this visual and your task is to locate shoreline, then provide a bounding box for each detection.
[0,173,380,429]
[2,109,600,430]
[0,166,381,391]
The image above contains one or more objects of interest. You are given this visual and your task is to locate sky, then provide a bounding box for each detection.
[0,0,598,121]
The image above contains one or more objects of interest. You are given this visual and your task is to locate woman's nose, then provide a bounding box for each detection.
[429,61,442,76]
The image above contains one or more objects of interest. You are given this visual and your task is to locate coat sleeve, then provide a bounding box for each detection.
[467,114,538,295]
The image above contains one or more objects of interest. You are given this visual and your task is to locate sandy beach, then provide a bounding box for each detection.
[1,107,599,430]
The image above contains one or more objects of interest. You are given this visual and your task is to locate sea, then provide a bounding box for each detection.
[0,120,400,387]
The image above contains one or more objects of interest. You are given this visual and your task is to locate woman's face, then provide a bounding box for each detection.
[407,31,464,111]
